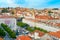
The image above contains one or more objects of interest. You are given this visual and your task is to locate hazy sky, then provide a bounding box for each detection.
[0,0,60,9]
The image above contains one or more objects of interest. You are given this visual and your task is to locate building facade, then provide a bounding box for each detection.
[0,18,17,31]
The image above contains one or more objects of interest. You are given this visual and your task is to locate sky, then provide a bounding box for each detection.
[0,0,60,9]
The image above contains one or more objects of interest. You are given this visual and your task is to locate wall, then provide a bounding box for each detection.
[0,18,17,31]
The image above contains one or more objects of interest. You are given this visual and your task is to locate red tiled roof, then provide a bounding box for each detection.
[16,35,32,40]
[17,11,22,14]
[55,23,60,27]
[35,15,53,20]
[0,37,3,40]
[48,31,60,38]
[33,30,44,37]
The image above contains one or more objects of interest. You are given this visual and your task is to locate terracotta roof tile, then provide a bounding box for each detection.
[33,30,44,37]
[55,23,60,27]
[35,15,53,20]
[0,37,3,40]
[16,35,32,40]
[48,31,60,38]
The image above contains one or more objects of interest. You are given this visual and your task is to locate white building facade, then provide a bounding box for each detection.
[0,18,17,31]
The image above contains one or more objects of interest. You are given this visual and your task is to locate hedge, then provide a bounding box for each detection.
[1,23,16,38]
[0,28,6,37]
[17,22,48,33]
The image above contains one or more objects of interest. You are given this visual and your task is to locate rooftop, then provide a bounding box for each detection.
[16,35,32,40]
[0,15,16,18]
[55,23,60,27]
[34,30,45,37]
[29,30,44,37]
[35,15,53,20]
[48,31,60,38]
[0,37,3,40]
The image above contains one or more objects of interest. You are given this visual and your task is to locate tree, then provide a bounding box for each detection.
[1,8,9,13]
[52,8,59,10]
[17,22,48,33]
[11,11,14,15]
[48,11,53,13]
[48,11,53,16]
[1,23,16,38]
[17,22,29,28]
[26,26,34,32]
[0,28,6,37]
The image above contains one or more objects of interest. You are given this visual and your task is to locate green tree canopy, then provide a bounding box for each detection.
[1,8,9,13]
[0,28,6,37]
